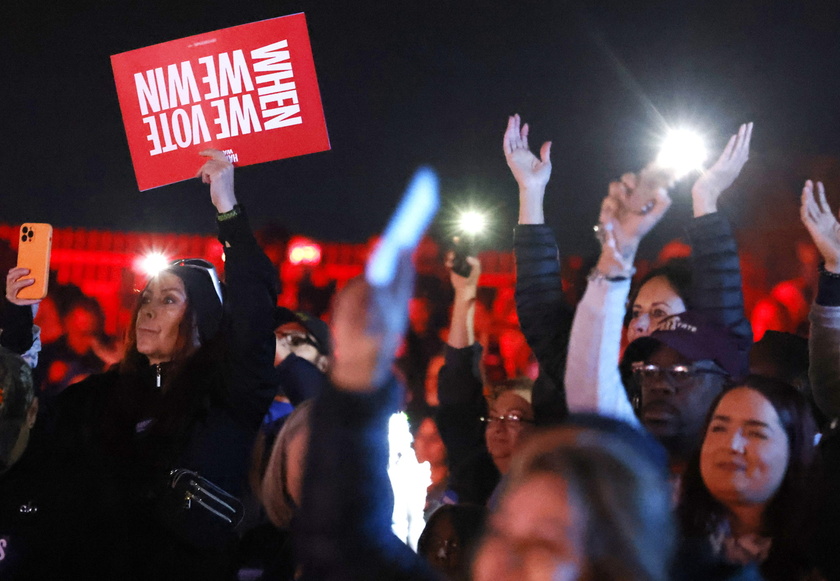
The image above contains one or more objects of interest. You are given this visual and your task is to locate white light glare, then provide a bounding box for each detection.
[458,210,487,236]
[139,252,170,277]
[656,128,707,179]
[388,412,430,551]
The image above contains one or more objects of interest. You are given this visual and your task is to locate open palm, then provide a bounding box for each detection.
[801,180,840,271]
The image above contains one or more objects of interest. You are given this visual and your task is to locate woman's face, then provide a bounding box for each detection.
[627,275,686,343]
[700,387,790,509]
[135,272,189,364]
[472,473,585,581]
[484,391,536,475]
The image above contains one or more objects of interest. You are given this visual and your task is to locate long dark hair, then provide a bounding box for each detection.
[119,277,201,384]
[624,260,693,327]
[678,375,820,579]
[115,274,224,442]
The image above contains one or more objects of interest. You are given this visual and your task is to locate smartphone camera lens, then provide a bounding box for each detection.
[21,235,26,242]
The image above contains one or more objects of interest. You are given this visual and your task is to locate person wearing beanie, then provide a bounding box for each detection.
[47,150,277,580]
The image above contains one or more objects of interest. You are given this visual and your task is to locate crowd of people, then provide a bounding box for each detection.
[0,114,838,581]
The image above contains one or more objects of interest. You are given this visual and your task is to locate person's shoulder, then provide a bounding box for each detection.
[54,367,120,414]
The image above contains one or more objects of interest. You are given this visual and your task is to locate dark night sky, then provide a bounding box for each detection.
[3,1,839,257]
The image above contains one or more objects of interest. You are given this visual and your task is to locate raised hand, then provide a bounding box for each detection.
[599,165,673,259]
[446,252,481,300]
[801,180,840,273]
[196,149,237,213]
[6,267,41,306]
[330,250,414,391]
[692,122,753,216]
[503,114,552,224]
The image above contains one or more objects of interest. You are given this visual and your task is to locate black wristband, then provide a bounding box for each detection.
[816,262,840,306]
[217,204,242,221]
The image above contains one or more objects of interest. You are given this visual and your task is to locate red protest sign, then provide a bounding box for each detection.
[111,14,329,191]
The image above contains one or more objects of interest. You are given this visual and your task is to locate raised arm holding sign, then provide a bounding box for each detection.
[112,13,330,190]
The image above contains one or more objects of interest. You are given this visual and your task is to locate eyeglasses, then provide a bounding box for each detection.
[480,412,535,427]
[276,332,318,350]
[631,361,727,389]
[169,258,224,305]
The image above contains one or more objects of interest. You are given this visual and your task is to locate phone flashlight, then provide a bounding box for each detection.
[451,209,488,277]
[138,252,171,277]
[655,128,707,179]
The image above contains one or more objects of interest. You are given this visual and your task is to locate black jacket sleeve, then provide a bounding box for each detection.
[216,207,278,428]
[686,213,752,376]
[513,225,572,421]
[0,300,35,355]
[296,379,439,581]
[435,343,500,505]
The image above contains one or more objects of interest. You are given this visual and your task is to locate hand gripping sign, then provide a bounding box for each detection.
[112,13,330,190]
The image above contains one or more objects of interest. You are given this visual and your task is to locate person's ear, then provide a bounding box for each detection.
[315,355,329,373]
[26,397,38,429]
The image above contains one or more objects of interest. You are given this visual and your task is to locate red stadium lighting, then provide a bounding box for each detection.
[288,238,322,266]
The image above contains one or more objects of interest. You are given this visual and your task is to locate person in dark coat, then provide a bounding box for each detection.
[49,149,277,580]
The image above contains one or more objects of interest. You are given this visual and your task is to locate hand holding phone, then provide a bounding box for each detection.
[450,236,475,278]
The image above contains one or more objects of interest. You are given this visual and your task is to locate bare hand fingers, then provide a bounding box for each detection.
[539,141,552,164]
[816,180,831,215]
[802,180,825,224]
[7,267,30,283]
[503,115,517,154]
[719,133,737,162]
[742,122,753,155]
[620,173,637,193]
[199,149,228,162]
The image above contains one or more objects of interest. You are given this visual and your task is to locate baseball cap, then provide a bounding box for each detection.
[273,307,331,356]
[625,311,749,379]
[0,349,35,471]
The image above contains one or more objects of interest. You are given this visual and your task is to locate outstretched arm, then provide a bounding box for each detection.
[687,124,753,350]
[434,254,500,504]
[504,114,551,225]
[506,115,572,404]
[197,150,278,429]
[297,254,437,580]
[565,166,673,423]
[802,180,840,417]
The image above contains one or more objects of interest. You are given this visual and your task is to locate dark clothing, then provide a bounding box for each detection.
[0,301,36,356]
[672,538,766,581]
[0,430,121,580]
[435,343,499,506]
[275,353,328,407]
[683,212,753,373]
[512,224,573,417]
[398,329,444,414]
[296,378,439,581]
[34,335,105,399]
[49,210,277,579]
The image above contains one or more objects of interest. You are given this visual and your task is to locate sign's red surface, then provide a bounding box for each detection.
[112,13,329,190]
